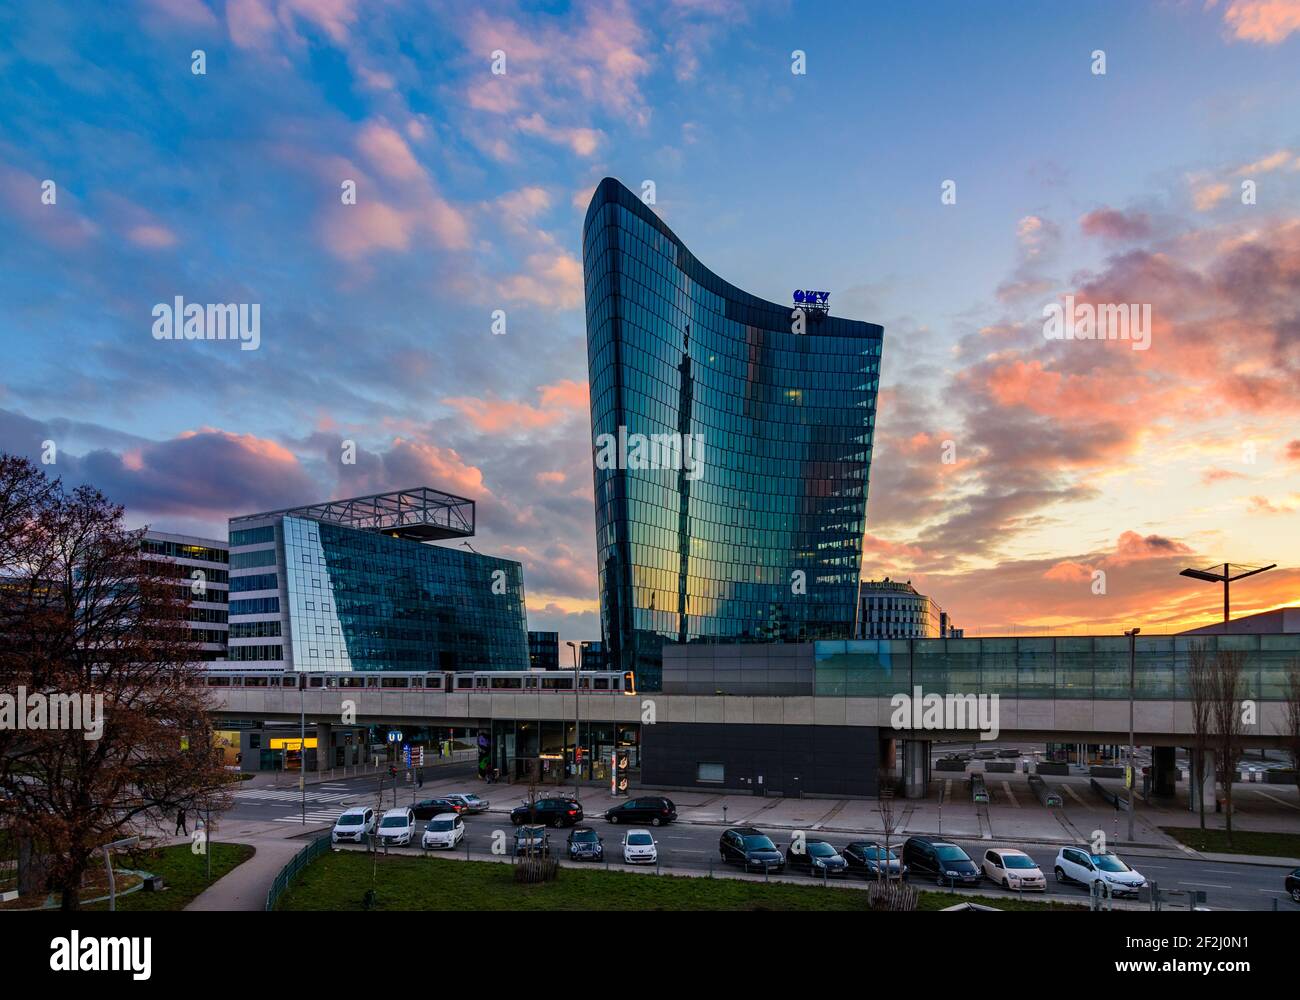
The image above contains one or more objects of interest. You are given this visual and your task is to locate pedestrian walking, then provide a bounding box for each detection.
[175,807,188,835]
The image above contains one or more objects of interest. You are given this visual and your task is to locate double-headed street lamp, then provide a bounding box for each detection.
[1178,562,1276,624]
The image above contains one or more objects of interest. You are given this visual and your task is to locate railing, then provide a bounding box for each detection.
[265,834,331,911]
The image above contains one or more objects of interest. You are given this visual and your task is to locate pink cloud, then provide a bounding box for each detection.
[1080,207,1152,241]
[1221,0,1300,44]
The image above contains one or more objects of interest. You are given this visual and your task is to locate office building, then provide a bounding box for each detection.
[583,177,883,690]
[140,530,229,661]
[225,487,529,672]
[857,578,959,639]
[528,630,560,670]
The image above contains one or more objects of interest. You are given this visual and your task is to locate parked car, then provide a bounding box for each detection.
[1286,868,1300,903]
[982,848,1046,891]
[377,807,415,847]
[510,797,584,827]
[331,807,375,844]
[513,824,550,857]
[413,798,463,820]
[1054,847,1146,896]
[901,837,981,886]
[604,796,677,826]
[785,839,848,877]
[567,827,604,861]
[421,813,465,850]
[719,828,785,872]
[622,829,658,865]
[842,841,908,879]
[443,792,489,814]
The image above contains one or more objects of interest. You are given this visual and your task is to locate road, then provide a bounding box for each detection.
[223,769,1298,911]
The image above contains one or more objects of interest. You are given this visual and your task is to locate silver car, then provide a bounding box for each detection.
[444,792,489,814]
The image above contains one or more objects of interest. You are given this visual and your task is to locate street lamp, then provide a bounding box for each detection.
[1124,627,1140,842]
[566,641,580,800]
[1179,563,1276,624]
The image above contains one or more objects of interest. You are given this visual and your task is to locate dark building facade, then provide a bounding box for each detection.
[583,177,884,690]
[528,630,560,670]
[580,639,608,671]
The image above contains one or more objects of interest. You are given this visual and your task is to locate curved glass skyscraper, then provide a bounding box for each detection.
[583,178,883,690]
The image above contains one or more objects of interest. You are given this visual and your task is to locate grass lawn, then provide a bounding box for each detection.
[87,842,255,911]
[1161,826,1300,859]
[276,851,1082,912]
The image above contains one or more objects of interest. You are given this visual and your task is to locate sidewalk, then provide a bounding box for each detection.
[240,748,477,790]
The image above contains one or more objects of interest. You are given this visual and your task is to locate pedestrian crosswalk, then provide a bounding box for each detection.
[273,810,343,825]
[235,788,353,804]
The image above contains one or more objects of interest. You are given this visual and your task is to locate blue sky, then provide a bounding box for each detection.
[2,0,1300,641]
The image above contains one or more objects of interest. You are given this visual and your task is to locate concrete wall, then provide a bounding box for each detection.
[208,688,1293,747]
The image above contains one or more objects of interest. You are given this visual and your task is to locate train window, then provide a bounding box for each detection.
[426,675,443,690]
[366,677,380,688]
[340,676,364,688]
[309,676,324,688]
[381,677,408,688]
[593,678,609,690]
[206,676,230,686]
[456,676,474,689]
[245,677,268,687]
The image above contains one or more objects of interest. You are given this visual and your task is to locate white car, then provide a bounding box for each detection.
[331,807,376,844]
[1054,847,1146,896]
[982,848,1046,891]
[443,793,489,814]
[421,813,466,850]
[622,829,658,865]
[378,807,415,847]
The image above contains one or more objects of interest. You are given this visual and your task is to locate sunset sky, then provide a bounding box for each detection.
[1,0,1299,642]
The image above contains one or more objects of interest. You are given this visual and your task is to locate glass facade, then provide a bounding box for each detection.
[279,516,528,671]
[583,177,883,690]
[224,510,529,672]
[813,634,1300,701]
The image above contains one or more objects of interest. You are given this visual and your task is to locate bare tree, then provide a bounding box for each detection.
[0,457,232,909]
[1188,642,1214,831]
[1209,649,1247,847]
[877,790,900,884]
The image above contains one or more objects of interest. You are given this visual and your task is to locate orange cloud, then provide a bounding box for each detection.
[442,380,588,434]
[1221,0,1300,44]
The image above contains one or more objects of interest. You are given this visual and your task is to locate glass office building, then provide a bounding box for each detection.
[583,178,884,690]
[226,488,529,672]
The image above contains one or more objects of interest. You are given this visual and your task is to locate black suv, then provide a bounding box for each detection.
[567,827,604,861]
[784,839,848,877]
[412,798,463,820]
[719,828,785,872]
[901,837,980,886]
[604,796,677,826]
[510,797,584,827]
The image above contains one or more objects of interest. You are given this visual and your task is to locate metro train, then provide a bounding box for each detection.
[202,668,635,694]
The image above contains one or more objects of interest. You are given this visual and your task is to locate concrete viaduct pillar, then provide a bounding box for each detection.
[314,722,331,774]
[1150,745,1177,798]
[1186,748,1217,813]
[903,739,929,799]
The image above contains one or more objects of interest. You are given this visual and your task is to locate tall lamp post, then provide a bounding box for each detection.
[1178,562,1276,624]
[567,641,581,800]
[1125,627,1140,842]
